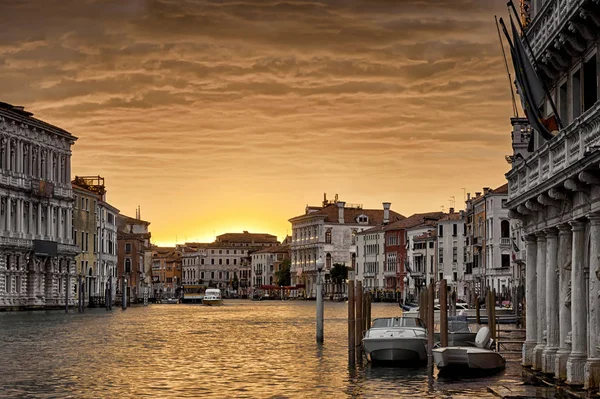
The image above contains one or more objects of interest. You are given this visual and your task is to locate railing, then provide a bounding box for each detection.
[508,101,600,201]
[525,0,585,61]
[500,238,511,247]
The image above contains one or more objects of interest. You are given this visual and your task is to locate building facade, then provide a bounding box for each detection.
[0,102,79,310]
[436,209,467,299]
[117,214,150,302]
[72,182,98,305]
[289,195,403,298]
[506,0,600,389]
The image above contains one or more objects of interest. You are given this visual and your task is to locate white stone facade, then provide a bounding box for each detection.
[96,201,118,300]
[355,228,385,289]
[0,103,79,310]
[436,213,468,300]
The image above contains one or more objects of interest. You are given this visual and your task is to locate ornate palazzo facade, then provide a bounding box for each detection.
[0,103,78,310]
[508,0,600,390]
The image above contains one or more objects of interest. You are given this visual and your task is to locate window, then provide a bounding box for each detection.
[429,241,434,249]
[438,225,443,237]
[501,220,510,238]
[74,229,77,245]
[573,69,582,120]
[211,272,214,279]
[125,243,131,253]
[201,258,205,265]
[452,247,457,263]
[559,81,569,125]
[85,198,89,212]
[584,54,597,112]
[211,259,214,265]
[325,229,332,244]
[502,254,510,268]
[81,197,84,209]
[81,232,85,251]
[438,248,443,264]
[439,272,443,281]
[452,224,457,236]
[93,234,96,252]
[219,259,222,265]
[453,272,457,282]
[463,223,466,236]
[125,258,131,274]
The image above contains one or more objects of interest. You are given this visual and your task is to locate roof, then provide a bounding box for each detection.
[289,203,404,225]
[118,214,150,226]
[216,231,278,244]
[72,183,98,197]
[414,230,437,240]
[491,183,508,194]
[383,212,445,231]
[0,101,77,140]
[438,212,464,222]
[253,244,290,254]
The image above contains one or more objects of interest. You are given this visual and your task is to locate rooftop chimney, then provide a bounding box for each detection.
[459,210,464,218]
[383,202,391,224]
[483,187,491,195]
[475,192,481,198]
[467,193,471,201]
[449,207,454,214]
[337,201,346,224]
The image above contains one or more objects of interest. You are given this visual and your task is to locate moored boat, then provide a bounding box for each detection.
[432,326,506,372]
[362,317,428,364]
[203,289,223,306]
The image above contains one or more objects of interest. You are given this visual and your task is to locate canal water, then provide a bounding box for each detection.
[0,300,542,398]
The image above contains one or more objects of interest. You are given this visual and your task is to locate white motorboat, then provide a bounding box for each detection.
[434,315,478,347]
[362,317,428,364]
[432,326,506,371]
[203,289,223,306]
[160,297,179,304]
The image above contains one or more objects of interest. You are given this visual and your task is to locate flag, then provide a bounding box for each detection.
[502,16,555,143]
[512,238,520,253]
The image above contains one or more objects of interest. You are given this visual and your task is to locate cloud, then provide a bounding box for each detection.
[0,0,514,243]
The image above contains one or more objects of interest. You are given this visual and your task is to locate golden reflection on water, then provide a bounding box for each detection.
[0,301,527,398]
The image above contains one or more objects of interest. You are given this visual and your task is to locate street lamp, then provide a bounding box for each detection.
[316,256,324,343]
[403,276,408,306]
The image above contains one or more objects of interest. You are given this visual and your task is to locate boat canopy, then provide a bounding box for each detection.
[371,317,426,328]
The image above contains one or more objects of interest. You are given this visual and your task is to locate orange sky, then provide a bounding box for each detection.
[1,0,515,246]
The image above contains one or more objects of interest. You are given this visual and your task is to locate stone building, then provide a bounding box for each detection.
[151,246,181,298]
[117,213,151,302]
[72,181,98,305]
[506,0,600,389]
[406,217,441,298]
[413,230,437,288]
[251,243,290,293]
[355,225,386,290]
[436,209,467,299]
[289,194,403,299]
[0,102,78,310]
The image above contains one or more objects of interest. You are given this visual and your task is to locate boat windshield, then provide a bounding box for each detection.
[371,317,425,328]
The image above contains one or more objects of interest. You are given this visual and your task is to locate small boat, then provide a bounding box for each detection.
[432,326,506,372]
[161,297,179,304]
[434,315,478,347]
[362,317,428,364]
[203,289,223,306]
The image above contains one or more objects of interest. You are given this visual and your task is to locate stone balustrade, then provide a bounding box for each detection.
[507,101,600,201]
[525,0,585,61]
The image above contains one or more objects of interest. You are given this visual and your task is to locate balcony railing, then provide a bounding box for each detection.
[507,101,600,201]
[525,0,585,61]
[500,238,511,247]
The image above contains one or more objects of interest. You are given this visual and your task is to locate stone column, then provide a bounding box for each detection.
[555,223,573,380]
[523,234,538,367]
[15,198,21,236]
[6,197,12,233]
[532,231,547,370]
[37,202,42,238]
[542,228,559,374]
[66,154,71,183]
[584,214,600,389]
[567,220,587,385]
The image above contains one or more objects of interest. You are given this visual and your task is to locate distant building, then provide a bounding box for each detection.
[117,213,151,302]
[72,182,98,305]
[436,209,467,299]
[289,194,403,298]
[0,102,79,310]
[151,246,181,298]
[251,242,290,293]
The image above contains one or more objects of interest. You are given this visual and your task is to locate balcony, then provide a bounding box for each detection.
[500,237,511,247]
[525,0,588,63]
[507,102,600,205]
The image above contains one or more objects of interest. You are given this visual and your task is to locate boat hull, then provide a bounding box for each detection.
[363,337,427,364]
[203,299,223,306]
[432,347,506,370]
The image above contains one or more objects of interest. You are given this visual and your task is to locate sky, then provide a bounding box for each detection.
[0,0,517,246]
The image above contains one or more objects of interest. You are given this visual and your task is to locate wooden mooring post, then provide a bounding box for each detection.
[475,294,481,324]
[427,283,434,380]
[348,279,355,366]
[439,279,448,348]
[355,281,363,364]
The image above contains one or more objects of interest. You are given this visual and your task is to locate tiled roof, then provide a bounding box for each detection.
[118,214,151,226]
[216,231,278,244]
[254,244,290,254]
[439,212,464,222]
[383,212,445,231]
[289,203,404,225]
[492,183,508,194]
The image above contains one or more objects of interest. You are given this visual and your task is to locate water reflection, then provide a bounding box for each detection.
[0,301,533,398]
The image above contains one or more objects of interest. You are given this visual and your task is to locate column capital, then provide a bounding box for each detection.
[570,220,587,231]
[558,223,572,233]
[536,231,547,240]
[587,212,600,224]
[544,227,559,237]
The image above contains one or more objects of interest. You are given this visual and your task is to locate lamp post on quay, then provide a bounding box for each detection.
[403,276,408,306]
[316,257,324,343]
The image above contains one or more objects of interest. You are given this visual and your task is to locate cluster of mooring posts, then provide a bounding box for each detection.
[346,278,372,366]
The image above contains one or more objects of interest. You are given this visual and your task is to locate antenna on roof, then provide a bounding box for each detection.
[449,196,456,209]
[441,205,445,213]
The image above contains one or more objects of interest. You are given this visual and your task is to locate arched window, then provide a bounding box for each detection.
[501,220,510,238]
[125,258,131,274]
[326,253,332,269]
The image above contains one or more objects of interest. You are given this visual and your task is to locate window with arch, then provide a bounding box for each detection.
[326,253,332,269]
[125,258,131,274]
